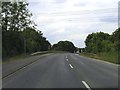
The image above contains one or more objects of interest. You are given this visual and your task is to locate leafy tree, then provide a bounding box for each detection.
[52,41,76,53]
[102,40,114,52]
[2,31,24,57]
[2,1,32,58]
[84,28,119,64]
[85,32,111,53]
[2,2,33,31]
[111,28,120,63]
[2,2,11,31]
[22,27,51,53]
[111,28,120,51]
[2,1,51,58]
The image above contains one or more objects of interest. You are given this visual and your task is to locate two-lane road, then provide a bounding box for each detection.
[2,53,118,89]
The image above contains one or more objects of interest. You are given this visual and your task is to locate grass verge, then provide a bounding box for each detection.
[3,51,52,63]
[80,52,119,64]
[2,54,30,63]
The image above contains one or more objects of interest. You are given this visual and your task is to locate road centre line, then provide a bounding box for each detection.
[69,64,74,68]
[82,81,92,90]
[66,59,68,61]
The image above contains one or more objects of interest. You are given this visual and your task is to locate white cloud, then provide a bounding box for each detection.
[27,0,119,47]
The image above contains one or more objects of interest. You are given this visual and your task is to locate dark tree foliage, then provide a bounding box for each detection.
[85,32,111,53]
[111,28,120,51]
[2,2,51,58]
[2,31,24,57]
[21,27,51,53]
[111,28,120,63]
[52,41,76,53]
[2,2,32,31]
[84,29,120,64]
[85,28,120,63]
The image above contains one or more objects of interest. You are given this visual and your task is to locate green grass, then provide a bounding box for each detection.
[80,52,119,64]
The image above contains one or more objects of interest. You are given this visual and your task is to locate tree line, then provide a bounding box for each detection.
[2,1,119,63]
[2,2,51,58]
[52,41,77,53]
[85,28,120,53]
[84,28,120,63]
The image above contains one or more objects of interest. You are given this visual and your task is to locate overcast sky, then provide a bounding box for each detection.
[27,0,118,48]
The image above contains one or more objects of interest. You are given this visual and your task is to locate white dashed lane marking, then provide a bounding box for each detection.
[66,59,68,61]
[82,81,92,90]
[69,64,74,68]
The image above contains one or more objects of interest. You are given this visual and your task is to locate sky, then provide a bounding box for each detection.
[27,0,119,48]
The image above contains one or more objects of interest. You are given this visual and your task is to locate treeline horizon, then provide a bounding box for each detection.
[2,1,119,64]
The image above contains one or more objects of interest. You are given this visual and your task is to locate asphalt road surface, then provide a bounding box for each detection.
[2,53,118,89]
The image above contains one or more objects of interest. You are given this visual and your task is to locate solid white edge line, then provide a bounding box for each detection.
[82,81,91,90]
[69,64,73,68]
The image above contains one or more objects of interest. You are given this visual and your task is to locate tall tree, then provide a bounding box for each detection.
[2,2,11,31]
[2,2,33,31]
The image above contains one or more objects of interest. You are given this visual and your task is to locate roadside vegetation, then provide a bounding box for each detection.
[2,2,51,60]
[81,28,120,64]
[80,52,118,64]
[2,2,73,61]
[2,1,119,64]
